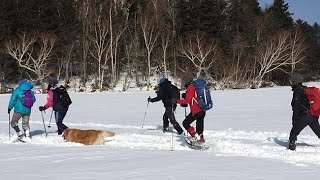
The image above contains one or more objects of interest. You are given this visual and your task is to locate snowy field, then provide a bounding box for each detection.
[1,83,320,180]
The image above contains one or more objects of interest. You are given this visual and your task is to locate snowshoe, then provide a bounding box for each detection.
[184,136,209,151]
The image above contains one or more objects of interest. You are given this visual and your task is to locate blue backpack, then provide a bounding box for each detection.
[193,79,213,111]
[22,90,34,109]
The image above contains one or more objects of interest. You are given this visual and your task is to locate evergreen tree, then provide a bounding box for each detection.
[264,0,293,34]
[177,0,227,39]
[226,0,262,52]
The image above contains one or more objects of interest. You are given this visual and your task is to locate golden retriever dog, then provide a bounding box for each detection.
[62,128,115,145]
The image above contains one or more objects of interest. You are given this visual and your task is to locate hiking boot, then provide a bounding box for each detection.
[288,140,296,151]
[187,127,196,137]
[163,127,169,133]
[17,131,24,139]
[24,129,30,138]
[200,134,205,144]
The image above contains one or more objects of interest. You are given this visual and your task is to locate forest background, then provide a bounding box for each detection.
[0,0,319,92]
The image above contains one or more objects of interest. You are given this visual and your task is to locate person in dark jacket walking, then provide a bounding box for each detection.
[288,73,320,150]
[39,78,70,135]
[176,79,206,143]
[147,77,184,134]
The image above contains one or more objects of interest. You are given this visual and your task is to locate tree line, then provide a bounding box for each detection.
[0,0,319,92]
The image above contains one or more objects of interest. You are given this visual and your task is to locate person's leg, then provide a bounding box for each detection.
[11,112,23,133]
[162,108,169,131]
[56,110,68,135]
[183,113,196,136]
[166,106,183,134]
[308,116,320,139]
[21,114,30,131]
[289,119,309,142]
[21,114,30,138]
[195,111,205,135]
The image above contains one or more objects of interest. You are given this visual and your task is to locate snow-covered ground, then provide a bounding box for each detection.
[1,83,320,179]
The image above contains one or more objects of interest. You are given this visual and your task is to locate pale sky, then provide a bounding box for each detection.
[258,0,319,25]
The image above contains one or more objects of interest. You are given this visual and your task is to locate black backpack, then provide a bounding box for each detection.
[169,84,180,100]
[54,86,72,108]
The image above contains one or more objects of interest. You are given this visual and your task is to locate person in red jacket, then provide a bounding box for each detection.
[176,80,206,143]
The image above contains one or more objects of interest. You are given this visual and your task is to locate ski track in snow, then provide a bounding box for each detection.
[1,121,320,167]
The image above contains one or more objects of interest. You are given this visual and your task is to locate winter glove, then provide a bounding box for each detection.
[8,108,11,114]
[39,106,46,111]
[147,97,152,102]
[182,92,186,99]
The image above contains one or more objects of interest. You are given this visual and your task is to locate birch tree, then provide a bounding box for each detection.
[179,32,218,82]
[289,28,307,73]
[138,1,159,90]
[5,33,56,92]
[89,18,110,91]
[254,31,299,87]
[107,0,131,88]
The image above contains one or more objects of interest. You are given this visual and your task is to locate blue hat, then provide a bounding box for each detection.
[159,78,168,85]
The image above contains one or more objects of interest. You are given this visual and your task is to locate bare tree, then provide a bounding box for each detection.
[289,27,307,73]
[178,32,218,82]
[159,0,179,76]
[122,41,134,91]
[77,0,91,86]
[217,36,255,89]
[138,1,160,90]
[89,18,110,92]
[159,28,172,77]
[5,33,56,91]
[108,0,131,88]
[254,31,298,87]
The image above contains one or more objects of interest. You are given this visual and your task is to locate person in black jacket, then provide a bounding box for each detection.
[39,78,71,135]
[147,78,184,134]
[288,73,320,150]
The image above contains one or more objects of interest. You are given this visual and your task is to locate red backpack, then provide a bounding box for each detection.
[304,87,320,116]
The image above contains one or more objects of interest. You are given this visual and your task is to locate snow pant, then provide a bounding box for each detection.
[183,111,206,135]
[55,109,69,134]
[289,114,320,141]
[163,106,183,134]
[11,112,30,132]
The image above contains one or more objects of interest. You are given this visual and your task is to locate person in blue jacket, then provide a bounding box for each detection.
[8,80,36,140]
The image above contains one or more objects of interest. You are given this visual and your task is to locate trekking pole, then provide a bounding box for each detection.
[8,112,11,140]
[171,105,175,151]
[142,98,150,128]
[41,111,48,137]
[48,109,53,128]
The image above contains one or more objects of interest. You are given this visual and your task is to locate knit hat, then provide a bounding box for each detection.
[48,78,58,86]
[159,78,168,85]
[290,73,303,83]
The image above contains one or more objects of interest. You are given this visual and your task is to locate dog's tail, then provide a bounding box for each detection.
[102,131,115,137]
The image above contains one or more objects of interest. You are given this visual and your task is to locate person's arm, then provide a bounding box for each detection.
[292,88,303,122]
[8,90,18,110]
[150,87,164,102]
[44,90,54,109]
[177,85,194,105]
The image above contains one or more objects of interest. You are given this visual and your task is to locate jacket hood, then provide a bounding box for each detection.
[55,85,67,94]
[19,81,33,91]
